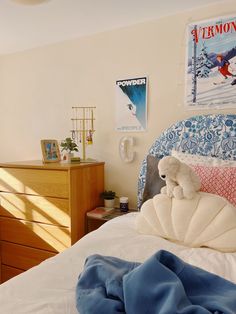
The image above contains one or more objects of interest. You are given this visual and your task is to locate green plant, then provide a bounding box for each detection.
[100,190,116,200]
[60,137,78,153]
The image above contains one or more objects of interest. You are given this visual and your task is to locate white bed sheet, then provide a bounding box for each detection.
[0,212,236,314]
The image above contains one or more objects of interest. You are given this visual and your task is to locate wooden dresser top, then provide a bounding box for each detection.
[0,160,104,170]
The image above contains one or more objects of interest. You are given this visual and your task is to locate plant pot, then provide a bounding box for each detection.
[104,199,115,209]
[66,152,74,163]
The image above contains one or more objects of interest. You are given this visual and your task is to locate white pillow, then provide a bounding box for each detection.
[136,192,236,252]
[171,150,236,167]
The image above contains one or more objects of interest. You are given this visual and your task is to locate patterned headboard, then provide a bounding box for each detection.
[137,114,236,208]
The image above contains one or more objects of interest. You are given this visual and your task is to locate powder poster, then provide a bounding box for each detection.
[115,77,147,131]
[186,15,236,109]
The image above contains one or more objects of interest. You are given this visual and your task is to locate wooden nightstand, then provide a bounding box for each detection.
[86,208,135,233]
[0,160,104,282]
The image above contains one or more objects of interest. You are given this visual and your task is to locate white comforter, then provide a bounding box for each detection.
[0,212,236,314]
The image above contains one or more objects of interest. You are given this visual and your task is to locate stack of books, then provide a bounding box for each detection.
[70,157,81,163]
[87,207,115,218]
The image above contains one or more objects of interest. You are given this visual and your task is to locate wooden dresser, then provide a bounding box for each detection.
[0,160,104,283]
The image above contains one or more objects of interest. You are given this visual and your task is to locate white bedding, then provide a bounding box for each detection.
[0,212,236,314]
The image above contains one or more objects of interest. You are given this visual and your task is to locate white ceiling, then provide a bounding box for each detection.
[0,0,225,55]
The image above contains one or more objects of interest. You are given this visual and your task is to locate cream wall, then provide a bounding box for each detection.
[0,0,236,208]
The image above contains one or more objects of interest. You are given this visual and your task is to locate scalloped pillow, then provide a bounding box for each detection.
[190,164,236,207]
[172,150,236,167]
[136,192,236,252]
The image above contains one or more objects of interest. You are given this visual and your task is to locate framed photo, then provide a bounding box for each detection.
[41,139,60,163]
[185,15,236,109]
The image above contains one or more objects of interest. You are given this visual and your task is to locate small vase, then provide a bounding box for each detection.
[66,152,74,163]
[104,199,115,209]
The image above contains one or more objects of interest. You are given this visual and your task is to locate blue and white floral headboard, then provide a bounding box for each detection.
[137,114,236,208]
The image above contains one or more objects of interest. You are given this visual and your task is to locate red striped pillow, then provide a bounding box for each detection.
[191,165,236,207]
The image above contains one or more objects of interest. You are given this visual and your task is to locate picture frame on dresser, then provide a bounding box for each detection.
[41,139,60,163]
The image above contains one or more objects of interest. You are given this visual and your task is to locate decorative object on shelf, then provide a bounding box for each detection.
[87,207,115,219]
[60,137,79,163]
[119,136,135,163]
[41,139,60,163]
[70,157,81,163]
[119,196,129,212]
[71,106,96,161]
[100,190,116,209]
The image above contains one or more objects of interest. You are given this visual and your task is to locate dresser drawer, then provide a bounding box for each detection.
[0,217,71,252]
[0,168,69,198]
[1,242,56,270]
[0,192,70,226]
[1,265,24,283]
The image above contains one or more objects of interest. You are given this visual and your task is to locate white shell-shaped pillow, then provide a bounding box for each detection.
[136,192,236,252]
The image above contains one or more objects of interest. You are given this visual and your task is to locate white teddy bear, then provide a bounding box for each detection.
[158,156,201,200]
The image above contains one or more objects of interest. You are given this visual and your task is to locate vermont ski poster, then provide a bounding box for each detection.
[115,77,147,131]
[186,15,236,109]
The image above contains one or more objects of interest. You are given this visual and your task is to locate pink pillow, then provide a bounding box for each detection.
[191,165,236,207]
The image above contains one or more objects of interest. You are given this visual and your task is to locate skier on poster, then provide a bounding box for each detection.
[216,54,235,79]
[186,15,236,108]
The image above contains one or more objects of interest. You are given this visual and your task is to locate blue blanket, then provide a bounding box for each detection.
[76,250,236,314]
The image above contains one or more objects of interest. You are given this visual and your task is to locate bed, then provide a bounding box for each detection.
[0,113,236,313]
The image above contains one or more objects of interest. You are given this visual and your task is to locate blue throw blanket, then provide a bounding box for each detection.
[76,250,236,314]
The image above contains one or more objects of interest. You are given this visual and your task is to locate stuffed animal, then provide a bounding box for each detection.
[158,156,201,199]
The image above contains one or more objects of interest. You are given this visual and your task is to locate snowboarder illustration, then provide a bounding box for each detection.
[216,54,235,79]
[127,103,136,116]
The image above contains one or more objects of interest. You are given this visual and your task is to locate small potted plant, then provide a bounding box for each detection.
[60,137,79,162]
[100,190,116,209]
